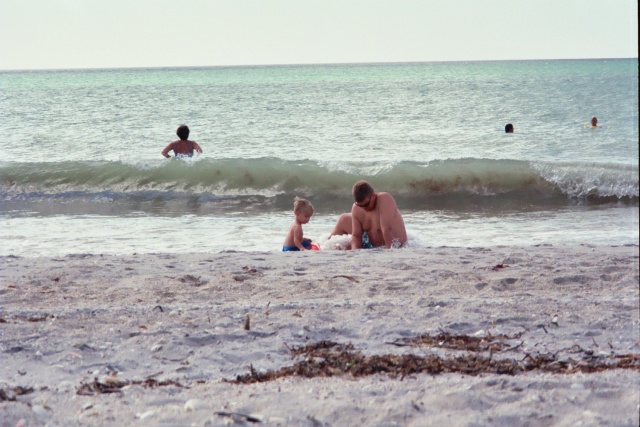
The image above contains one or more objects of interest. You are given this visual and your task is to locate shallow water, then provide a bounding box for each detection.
[1,59,637,255]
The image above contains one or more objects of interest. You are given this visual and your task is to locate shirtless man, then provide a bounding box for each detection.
[331,180,407,249]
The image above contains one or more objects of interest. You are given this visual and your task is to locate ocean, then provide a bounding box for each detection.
[0,59,637,256]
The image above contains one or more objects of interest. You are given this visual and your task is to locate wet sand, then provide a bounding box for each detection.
[1,244,639,426]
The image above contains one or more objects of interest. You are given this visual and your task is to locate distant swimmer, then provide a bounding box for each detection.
[505,123,514,133]
[590,117,600,128]
[331,180,407,249]
[161,125,203,158]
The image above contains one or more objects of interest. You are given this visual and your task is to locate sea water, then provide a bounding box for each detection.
[0,59,637,256]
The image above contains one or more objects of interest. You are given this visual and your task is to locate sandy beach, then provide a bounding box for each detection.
[1,244,638,426]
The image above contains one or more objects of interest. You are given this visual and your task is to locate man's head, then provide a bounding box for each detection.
[352,181,374,203]
[176,125,190,140]
[591,117,598,127]
[353,181,377,211]
[505,123,514,133]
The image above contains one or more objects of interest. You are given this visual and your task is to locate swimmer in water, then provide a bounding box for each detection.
[161,125,203,158]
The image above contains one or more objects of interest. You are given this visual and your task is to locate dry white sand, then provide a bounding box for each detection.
[1,244,639,426]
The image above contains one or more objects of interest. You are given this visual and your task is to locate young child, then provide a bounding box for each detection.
[161,125,203,158]
[282,197,315,251]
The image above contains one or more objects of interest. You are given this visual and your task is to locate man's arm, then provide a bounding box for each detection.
[378,193,398,248]
[350,207,363,250]
[193,141,203,154]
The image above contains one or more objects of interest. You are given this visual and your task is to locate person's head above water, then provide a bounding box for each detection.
[176,124,190,140]
[353,180,375,205]
[505,123,514,133]
[591,117,598,127]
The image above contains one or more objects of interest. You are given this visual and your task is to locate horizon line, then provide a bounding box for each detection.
[0,56,637,73]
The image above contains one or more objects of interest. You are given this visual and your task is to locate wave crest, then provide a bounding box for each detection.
[1,158,637,203]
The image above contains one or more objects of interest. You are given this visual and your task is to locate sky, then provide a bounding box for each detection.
[0,0,637,70]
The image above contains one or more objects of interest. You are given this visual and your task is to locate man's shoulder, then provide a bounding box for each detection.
[377,192,397,204]
[350,205,368,222]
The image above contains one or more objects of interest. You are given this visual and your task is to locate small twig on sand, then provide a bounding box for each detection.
[332,275,359,282]
[215,411,261,423]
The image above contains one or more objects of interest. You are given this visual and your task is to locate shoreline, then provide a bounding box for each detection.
[1,244,639,426]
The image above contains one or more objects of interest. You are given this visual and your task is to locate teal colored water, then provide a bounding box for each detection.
[1,59,637,255]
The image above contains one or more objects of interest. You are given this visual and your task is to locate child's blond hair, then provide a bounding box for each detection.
[293,197,314,214]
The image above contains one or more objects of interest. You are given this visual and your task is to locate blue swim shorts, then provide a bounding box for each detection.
[361,231,374,249]
[283,240,312,251]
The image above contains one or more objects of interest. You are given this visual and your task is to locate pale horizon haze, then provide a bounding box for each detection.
[0,0,638,71]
